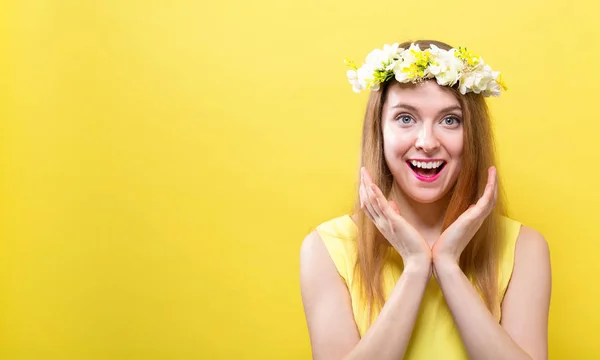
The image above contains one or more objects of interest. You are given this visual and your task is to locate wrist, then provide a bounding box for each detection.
[403,257,432,276]
[432,252,459,267]
[432,257,461,276]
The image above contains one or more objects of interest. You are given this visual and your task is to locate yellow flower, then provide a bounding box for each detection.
[456,47,480,67]
[344,59,358,71]
[497,73,508,90]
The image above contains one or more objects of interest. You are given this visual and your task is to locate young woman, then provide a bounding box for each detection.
[300,40,551,360]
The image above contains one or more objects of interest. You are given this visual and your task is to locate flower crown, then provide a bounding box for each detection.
[345,43,507,97]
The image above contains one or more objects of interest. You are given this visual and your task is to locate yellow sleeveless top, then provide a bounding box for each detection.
[315,214,522,359]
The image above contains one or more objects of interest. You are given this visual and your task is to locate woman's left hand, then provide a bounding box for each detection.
[432,166,498,265]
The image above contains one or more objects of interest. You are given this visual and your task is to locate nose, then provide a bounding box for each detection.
[415,126,440,153]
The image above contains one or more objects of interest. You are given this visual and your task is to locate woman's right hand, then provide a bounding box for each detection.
[359,167,432,271]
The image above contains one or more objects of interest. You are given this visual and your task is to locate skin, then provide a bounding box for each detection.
[300,80,552,360]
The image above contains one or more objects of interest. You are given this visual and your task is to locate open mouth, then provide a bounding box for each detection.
[407,160,446,178]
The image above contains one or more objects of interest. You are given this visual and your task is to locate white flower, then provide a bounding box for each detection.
[346,63,382,93]
[436,68,461,87]
[382,43,402,64]
[365,43,401,70]
[365,49,386,68]
[427,46,463,86]
[400,44,420,65]
[458,73,476,94]
[482,80,502,97]
[345,44,403,93]
[352,63,379,90]
[356,64,374,84]
[459,64,499,95]
[426,44,444,75]
[383,45,402,71]
[346,69,363,93]
[393,62,411,83]
[392,44,421,83]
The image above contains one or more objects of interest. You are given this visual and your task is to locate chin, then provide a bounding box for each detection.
[403,188,450,204]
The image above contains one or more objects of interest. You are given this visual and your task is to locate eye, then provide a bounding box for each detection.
[442,116,461,127]
[395,114,414,125]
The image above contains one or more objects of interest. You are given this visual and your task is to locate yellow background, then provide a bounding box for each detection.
[1,0,599,358]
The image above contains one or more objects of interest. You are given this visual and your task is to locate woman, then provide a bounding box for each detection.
[300,40,551,360]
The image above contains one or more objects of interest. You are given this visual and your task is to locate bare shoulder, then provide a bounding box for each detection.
[300,230,326,264]
[512,225,551,287]
[500,225,551,359]
[300,230,330,279]
[515,225,551,263]
[299,230,360,359]
[299,230,344,294]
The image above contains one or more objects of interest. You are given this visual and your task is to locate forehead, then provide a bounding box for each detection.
[384,80,461,111]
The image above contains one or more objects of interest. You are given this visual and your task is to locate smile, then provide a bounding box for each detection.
[406,159,446,182]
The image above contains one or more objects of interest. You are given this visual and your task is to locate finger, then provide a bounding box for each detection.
[366,183,383,218]
[363,168,386,215]
[486,166,498,212]
[369,184,386,218]
[493,167,498,206]
[370,183,394,218]
[389,200,400,215]
[362,167,375,187]
[372,189,409,235]
[359,170,374,218]
[361,174,379,221]
[474,167,496,215]
[482,167,496,201]
[382,198,401,222]
[362,168,383,218]
[359,168,367,203]
[359,178,374,221]
[359,183,365,212]
[361,188,376,222]
[359,170,365,208]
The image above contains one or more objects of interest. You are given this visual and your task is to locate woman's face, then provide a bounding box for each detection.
[381,80,464,204]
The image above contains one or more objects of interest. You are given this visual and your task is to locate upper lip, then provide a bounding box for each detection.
[406,159,446,162]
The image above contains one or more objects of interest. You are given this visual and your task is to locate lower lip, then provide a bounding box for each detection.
[407,162,445,183]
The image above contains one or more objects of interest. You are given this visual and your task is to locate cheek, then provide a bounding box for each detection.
[451,138,464,158]
[383,125,413,155]
[440,130,464,158]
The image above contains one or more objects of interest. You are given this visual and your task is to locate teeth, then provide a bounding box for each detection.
[410,160,444,169]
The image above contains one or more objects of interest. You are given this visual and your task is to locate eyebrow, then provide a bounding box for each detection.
[390,103,462,114]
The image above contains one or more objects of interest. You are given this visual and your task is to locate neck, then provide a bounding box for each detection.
[388,182,451,234]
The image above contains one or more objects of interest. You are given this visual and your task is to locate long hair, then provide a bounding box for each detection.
[352,40,507,322]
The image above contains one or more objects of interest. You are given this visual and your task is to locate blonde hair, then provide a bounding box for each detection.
[352,39,507,322]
